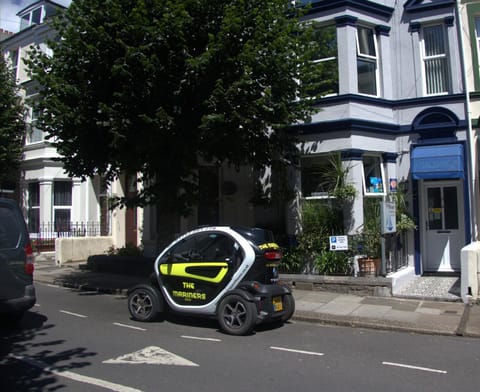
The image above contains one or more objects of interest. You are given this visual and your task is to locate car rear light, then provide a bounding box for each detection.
[264,250,282,261]
[25,243,35,275]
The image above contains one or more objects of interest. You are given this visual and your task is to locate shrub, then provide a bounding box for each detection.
[107,242,143,257]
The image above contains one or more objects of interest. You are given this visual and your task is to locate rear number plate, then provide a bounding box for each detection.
[273,296,283,312]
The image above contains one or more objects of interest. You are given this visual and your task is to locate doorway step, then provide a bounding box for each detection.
[395,276,461,301]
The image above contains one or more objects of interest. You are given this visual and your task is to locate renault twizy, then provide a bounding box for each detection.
[127,226,294,335]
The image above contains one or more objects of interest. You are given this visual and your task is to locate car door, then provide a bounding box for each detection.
[0,199,30,301]
[157,231,243,306]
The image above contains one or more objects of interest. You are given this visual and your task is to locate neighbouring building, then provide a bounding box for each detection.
[0,0,140,253]
[282,0,477,289]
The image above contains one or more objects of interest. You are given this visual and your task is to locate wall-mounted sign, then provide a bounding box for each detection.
[329,235,349,251]
[381,201,396,234]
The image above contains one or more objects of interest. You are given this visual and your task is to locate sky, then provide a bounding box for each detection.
[0,0,71,32]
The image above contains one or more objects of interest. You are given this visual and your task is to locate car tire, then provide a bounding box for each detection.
[281,293,295,322]
[128,284,163,322]
[217,294,257,336]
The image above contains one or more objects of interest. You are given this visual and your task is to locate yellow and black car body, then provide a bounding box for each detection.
[127,226,294,335]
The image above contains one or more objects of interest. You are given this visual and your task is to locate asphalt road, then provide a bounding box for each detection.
[1,283,480,392]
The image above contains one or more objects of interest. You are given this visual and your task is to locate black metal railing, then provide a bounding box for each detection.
[29,221,103,252]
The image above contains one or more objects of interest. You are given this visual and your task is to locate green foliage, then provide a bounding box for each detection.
[296,200,344,271]
[0,57,25,188]
[318,153,356,201]
[314,250,351,275]
[279,247,304,273]
[26,0,324,213]
[362,198,382,258]
[107,242,143,257]
[391,184,417,232]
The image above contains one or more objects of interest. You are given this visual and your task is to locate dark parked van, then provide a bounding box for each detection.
[0,198,36,322]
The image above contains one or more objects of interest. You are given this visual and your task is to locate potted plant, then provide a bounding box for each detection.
[358,198,382,276]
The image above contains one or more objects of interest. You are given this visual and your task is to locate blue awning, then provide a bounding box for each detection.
[411,144,464,180]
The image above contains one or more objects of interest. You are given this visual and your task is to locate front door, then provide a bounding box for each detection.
[421,181,464,272]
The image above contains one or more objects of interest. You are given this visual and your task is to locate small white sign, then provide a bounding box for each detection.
[382,201,396,234]
[329,235,349,251]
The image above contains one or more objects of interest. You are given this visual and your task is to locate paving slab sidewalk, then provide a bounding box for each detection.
[33,259,480,338]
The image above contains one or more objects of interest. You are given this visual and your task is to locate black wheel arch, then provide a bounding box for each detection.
[216,288,257,314]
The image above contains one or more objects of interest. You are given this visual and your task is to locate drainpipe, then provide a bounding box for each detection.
[456,0,479,242]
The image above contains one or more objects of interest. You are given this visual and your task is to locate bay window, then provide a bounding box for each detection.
[362,156,385,196]
[356,26,378,96]
[312,24,338,96]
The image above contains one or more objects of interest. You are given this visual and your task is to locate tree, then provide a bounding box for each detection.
[27,0,325,213]
[0,56,25,191]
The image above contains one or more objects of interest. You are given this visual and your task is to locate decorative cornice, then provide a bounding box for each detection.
[335,15,358,28]
[404,0,455,14]
[375,25,391,36]
[382,152,398,163]
[409,22,421,33]
[315,93,468,110]
[301,0,394,19]
[444,16,455,27]
[341,149,364,161]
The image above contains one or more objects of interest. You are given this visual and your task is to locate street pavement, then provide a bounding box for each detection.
[33,255,480,338]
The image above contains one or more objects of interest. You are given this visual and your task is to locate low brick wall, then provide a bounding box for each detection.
[55,236,114,265]
[280,274,393,297]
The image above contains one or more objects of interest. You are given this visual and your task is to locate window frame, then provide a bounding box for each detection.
[26,107,44,144]
[361,155,386,197]
[475,17,480,81]
[312,23,339,97]
[53,181,72,233]
[356,25,379,96]
[300,155,337,200]
[27,182,40,234]
[421,23,450,96]
[20,6,45,29]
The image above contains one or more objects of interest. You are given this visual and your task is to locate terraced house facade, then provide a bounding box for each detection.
[272,0,477,288]
[2,1,480,293]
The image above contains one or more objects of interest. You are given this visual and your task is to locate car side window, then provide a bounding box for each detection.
[163,232,241,264]
[0,207,21,249]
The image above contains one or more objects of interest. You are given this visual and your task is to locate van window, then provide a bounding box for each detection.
[0,207,22,249]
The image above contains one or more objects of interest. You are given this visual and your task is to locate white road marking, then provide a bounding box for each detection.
[59,310,88,318]
[113,322,146,331]
[103,346,199,367]
[181,335,221,342]
[383,361,447,374]
[9,354,141,392]
[270,346,324,356]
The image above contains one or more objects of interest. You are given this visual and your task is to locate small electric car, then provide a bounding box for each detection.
[127,226,294,335]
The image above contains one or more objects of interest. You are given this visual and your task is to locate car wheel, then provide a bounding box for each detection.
[128,284,162,322]
[281,293,295,322]
[217,294,257,335]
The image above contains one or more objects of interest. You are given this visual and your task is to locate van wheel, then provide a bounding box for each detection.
[128,284,163,322]
[281,294,295,322]
[217,294,257,335]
